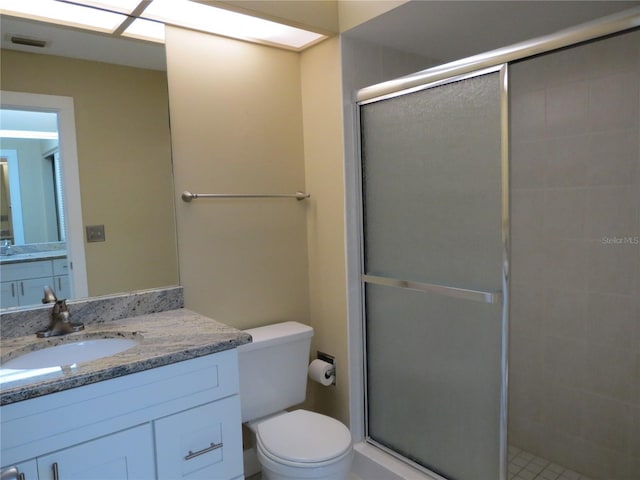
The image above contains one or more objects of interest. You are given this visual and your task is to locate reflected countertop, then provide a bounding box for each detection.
[0,308,251,406]
[0,251,67,264]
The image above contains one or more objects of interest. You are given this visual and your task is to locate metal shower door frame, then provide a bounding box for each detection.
[356,63,509,480]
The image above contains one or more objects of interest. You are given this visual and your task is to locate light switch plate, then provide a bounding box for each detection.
[86,224,106,242]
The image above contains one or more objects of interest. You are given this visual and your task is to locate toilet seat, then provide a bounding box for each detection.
[256,409,352,467]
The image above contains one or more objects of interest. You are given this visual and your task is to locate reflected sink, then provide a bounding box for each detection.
[1,338,138,370]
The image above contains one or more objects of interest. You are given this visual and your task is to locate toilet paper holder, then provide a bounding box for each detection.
[316,351,336,385]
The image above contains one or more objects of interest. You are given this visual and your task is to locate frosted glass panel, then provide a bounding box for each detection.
[360,69,505,480]
[361,72,502,291]
[366,284,503,480]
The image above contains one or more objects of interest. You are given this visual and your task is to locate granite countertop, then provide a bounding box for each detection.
[0,308,251,406]
[0,251,67,264]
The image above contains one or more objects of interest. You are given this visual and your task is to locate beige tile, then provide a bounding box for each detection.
[545,136,590,188]
[585,293,637,350]
[587,241,639,295]
[582,393,634,453]
[511,140,549,189]
[543,336,587,389]
[588,72,639,133]
[538,385,584,438]
[543,289,587,340]
[510,285,545,336]
[586,185,639,240]
[546,81,590,138]
[543,239,588,291]
[586,129,639,187]
[511,89,546,141]
[585,344,638,403]
[543,189,587,239]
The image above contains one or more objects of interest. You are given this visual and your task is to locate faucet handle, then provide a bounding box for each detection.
[42,286,58,304]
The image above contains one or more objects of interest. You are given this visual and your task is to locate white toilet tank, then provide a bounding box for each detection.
[238,321,313,423]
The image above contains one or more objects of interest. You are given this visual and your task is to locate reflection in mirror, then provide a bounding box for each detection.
[1,110,64,245]
[0,91,87,309]
[0,15,179,310]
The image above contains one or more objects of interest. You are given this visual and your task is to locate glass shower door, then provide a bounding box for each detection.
[360,67,507,480]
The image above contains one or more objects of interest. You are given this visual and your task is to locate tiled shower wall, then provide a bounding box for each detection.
[508,30,639,479]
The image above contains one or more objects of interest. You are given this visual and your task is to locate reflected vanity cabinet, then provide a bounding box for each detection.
[0,349,244,480]
[0,259,69,308]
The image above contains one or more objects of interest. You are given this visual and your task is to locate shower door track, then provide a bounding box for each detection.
[357,7,640,104]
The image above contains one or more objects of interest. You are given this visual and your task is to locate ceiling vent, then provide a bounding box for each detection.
[10,36,47,48]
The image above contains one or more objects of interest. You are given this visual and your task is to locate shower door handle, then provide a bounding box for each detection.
[362,274,502,304]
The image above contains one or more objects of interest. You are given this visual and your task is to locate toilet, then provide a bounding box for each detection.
[238,321,353,480]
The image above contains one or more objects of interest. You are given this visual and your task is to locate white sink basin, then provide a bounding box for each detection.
[2,338,138,370]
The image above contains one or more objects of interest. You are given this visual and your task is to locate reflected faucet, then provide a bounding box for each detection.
[42,286,58,304]
[37,287,84,338]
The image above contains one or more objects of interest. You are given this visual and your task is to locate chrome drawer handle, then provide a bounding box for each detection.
[184,442,223,461]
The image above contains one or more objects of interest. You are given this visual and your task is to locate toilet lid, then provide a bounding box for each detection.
[256,409,352,464]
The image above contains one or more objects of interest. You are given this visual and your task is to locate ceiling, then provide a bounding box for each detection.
[1,1,639,72]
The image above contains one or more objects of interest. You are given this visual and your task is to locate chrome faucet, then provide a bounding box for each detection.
[37,287,84,338]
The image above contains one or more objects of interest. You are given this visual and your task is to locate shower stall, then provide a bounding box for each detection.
[352,11,639,480]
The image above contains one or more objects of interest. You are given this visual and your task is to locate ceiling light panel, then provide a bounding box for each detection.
[68,0,142,14]
[142,0,325,50]
[122,18,165,43]
[0,0,127,33]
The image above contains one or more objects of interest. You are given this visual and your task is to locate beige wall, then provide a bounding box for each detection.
[0,50,178,297]
[300,36,349,425]
[165,26,310,329]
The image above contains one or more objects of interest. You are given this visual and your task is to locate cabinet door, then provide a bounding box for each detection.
[20,278,54,306]
[37,424,155,480]
[54,276,70,300]
[155,396,243,480]
[0,282,20,308]
[0,459,38,480]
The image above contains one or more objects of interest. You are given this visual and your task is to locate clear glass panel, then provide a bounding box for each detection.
[360,70,505,480]
[508,29,640,480]
[361,72,503,292]
[366,284,503,480]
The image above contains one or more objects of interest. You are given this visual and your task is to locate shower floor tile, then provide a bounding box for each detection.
[508,445,594,480]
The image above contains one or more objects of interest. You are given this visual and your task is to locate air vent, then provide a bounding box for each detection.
[10,36,47,48]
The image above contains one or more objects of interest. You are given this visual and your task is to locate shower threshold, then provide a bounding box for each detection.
[508,445,594,480]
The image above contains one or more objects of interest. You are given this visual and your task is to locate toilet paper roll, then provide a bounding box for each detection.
[308,359,335,386]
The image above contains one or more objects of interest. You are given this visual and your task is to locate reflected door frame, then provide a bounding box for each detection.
[1,90,88,300]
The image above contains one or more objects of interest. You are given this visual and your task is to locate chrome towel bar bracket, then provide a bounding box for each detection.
[181,191,310,202]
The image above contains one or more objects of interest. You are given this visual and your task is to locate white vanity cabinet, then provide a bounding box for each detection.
[1,349,244,480]
[37,424,155,480]
[0,259,69,308]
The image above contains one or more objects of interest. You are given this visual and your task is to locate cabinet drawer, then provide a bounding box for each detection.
[155,396,243,479]
[1,261,53,282]
[52,258,69,276]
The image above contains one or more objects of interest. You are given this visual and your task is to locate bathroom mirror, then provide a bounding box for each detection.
[0,15,179,310]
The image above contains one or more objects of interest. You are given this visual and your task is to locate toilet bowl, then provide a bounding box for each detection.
[238,322,353,480]
[252,410,352,480]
